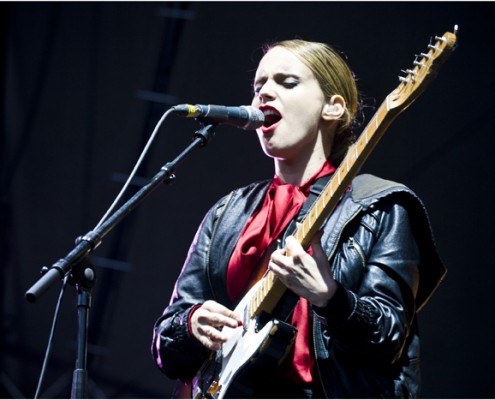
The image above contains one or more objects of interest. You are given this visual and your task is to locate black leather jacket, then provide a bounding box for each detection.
[152,174,446,398]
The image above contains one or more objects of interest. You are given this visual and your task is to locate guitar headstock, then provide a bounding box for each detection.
[387,25,458,111]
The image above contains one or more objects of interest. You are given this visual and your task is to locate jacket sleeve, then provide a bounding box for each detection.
[313,198,420,365]
[151,195,229,380]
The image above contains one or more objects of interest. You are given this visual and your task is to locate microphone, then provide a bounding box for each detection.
[172,104,264,130]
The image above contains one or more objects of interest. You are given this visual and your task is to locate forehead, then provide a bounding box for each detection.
[254,46,314,79]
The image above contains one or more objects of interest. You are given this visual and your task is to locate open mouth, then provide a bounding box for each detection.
[261,107,282,129]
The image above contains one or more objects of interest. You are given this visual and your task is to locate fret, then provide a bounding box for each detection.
[310,208,316,225]
[315,195,320,218]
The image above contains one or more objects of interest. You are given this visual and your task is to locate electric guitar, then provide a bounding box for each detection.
[189,27,458,399]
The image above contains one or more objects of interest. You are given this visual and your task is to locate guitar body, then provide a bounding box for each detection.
[191,279,298,399]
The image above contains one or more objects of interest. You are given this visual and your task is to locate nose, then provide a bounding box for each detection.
[257,81,276,104]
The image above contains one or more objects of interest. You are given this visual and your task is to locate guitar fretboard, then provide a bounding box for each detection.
[247,29,457,319]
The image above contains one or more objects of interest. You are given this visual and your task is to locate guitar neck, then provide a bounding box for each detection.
[248,28,457,319]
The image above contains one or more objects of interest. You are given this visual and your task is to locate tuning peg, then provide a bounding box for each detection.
[413,55,424,67]
[399,68,417,84]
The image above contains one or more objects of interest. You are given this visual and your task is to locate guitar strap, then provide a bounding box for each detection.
[271,173,334,322]
[281,173,333,245]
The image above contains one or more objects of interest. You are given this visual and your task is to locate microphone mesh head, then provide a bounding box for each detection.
[241,106,265,130]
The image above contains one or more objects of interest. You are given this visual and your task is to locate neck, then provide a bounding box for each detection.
[274,151,328,186]
[273,124,336,186]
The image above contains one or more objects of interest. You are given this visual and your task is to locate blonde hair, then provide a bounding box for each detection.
[264,39,359,164]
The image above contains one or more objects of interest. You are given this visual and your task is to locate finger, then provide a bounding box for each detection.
[206,312,242,329]
[191,321,221,351]
[194,316,235,351]
[285,235,305,255]
[309,230,329,264]
[270,250,289,266]
[268,259,285,275]
[202,301,243,326]
[197,324,228,342]
[196,327,224,351]
[195,310,241,332]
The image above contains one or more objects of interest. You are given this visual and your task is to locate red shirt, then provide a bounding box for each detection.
[226,161,336,383]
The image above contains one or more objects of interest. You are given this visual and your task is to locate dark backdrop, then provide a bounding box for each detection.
[2,2,494,398]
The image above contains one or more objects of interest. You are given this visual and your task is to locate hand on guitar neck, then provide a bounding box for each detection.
[268,233,338,309]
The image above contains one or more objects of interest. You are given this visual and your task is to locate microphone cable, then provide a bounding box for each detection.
[94,107,175,230]
[34,275,69,399]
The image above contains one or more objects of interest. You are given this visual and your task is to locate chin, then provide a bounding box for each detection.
[260,145,289,160]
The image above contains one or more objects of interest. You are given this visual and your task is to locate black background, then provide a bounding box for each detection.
[1,2,494,398]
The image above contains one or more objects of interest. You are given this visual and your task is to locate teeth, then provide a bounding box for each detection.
[263,109,279,116]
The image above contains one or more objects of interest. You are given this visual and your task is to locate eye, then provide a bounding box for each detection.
[252,78,266,95]
[281,76,299,89]
[283,80,298,89]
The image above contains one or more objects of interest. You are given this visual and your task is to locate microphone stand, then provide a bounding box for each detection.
[25,123,217,398]
[69,256,95,399]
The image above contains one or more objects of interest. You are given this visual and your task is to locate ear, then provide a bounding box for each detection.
[322,95,345,121]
